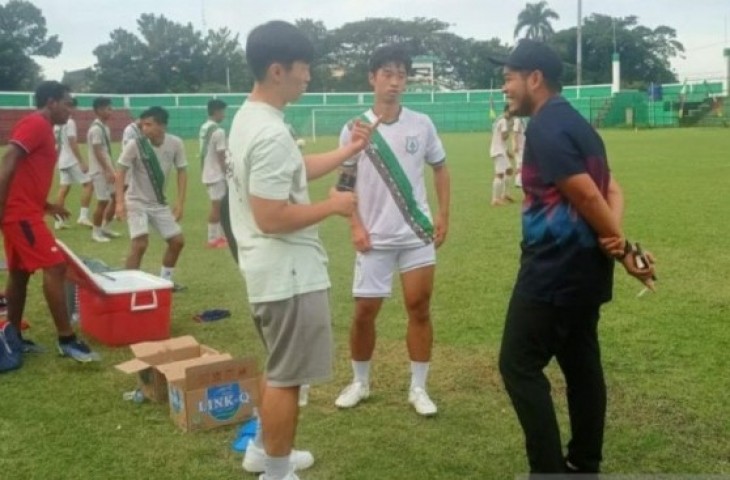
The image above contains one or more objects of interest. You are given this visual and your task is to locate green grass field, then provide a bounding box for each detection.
[1,127,729,479]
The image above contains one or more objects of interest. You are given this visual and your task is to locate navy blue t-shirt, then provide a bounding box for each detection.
[515,96,614,306]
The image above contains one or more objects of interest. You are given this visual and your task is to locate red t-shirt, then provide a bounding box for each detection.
[3,112,57,223]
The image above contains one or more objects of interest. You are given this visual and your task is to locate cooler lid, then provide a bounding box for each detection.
[56,239,103,293]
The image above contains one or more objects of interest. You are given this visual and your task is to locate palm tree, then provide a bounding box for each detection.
[513,1,560,41]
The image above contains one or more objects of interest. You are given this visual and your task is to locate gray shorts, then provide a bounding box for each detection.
[127,204,182,240]
[91,173,114,201]
[59,164,91,186]
[250,289,332,388]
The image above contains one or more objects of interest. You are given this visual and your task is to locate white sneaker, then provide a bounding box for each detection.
[91,232,110,243]
[258,473,300,480]
[102,228,121,238]
[409,387,437,416]
[77,217,93,228]
[334,381,369,408]
[242,440,314,473]
[54,218,69,230]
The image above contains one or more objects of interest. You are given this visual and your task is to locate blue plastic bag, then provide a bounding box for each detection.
[0,320,23,373]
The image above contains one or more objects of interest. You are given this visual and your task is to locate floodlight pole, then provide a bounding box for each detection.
[576,0,583,99]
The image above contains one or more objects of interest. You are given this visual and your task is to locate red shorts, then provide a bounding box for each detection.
[2,219,64,273]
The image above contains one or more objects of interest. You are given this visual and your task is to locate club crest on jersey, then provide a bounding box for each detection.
[405,136,419,154]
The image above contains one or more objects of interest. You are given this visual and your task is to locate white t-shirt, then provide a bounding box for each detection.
[490,116,510,157]
[55,118,79,169]
[118,133,187,206]
[339,107,446,249]
[513,117,526,150]
[87,120,112,176]
[227,100,330,304]
[122,122,140,148]
[199,120,227,184]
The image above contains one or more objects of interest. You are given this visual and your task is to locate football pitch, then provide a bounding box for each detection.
[1,127,729,479]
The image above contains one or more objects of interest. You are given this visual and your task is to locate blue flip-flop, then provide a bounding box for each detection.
[231,417,259,452]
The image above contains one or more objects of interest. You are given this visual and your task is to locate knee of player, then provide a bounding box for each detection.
[168,235,185,251]
[131,236,149,253]
[43,262,67,281]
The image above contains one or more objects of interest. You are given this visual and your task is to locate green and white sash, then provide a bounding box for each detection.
[199,121,221,167]
[91,119,112,158]
[357,114,434,243]
[135,133,166,205]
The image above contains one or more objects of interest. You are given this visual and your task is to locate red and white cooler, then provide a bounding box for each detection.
[57,241,174,346]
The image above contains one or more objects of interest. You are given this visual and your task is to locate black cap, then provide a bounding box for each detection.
[490,39,563,83]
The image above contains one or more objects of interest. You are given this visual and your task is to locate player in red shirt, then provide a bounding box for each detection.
[0,81,99,363]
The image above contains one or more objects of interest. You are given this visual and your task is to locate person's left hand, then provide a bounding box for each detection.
[434,212,449,248]
[46,203,70,220]
[599,236,626,259]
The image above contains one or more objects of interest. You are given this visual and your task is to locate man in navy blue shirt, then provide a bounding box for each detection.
[493,40,656,474]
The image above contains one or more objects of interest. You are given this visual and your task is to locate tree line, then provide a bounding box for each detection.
[0,0,685,93]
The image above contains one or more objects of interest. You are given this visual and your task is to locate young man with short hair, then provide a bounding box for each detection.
[54,97,93,229]
[0,81,99,362]
[87,96,120,242]
[490,105,515,205]
[114,107,187,284]
[199,98,228,248]
[334,45,451,417]
[229,20,376,480]
[494,39,656,474]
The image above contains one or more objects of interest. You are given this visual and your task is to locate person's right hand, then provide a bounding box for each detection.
[328,187,357,217]
[350,223,371,252]
[620,249,657,291]
[115,203,127,221]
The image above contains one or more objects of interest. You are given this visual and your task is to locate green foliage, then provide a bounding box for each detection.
[551,14,684,86]
[0,128,729,478]
[92,15,250,93]
[514,0,561,40]
[0,0,61,90]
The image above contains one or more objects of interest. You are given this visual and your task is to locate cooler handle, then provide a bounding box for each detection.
[130,290,158,312]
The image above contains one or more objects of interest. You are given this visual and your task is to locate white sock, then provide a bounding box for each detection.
[515,172,522,187]
[253,408,264,448]
[160,267,174,281]
[410,361,430,391]
[207,223,218,242]
[93,226,103,236]
[216,223,224,239]
[352,360,370,386]
[264,455,291,480]
[492,177,504,201]
[79,207,89,220]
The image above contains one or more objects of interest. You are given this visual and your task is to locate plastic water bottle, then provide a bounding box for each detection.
[122,389,145,404]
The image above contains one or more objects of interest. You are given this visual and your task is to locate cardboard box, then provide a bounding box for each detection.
[115,336,223,403]
[57,240,173,346]
[165,357,260,432]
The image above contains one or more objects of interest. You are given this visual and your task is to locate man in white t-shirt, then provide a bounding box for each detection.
[199,98,228,248]
[53,97,93,229]
[87,97,121,241]
[490,105,515,205]
[334,45,450,417]
[121,119,141,148]
[230,21,376,480]
[512,115,526,188]
[114,106,187,285]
